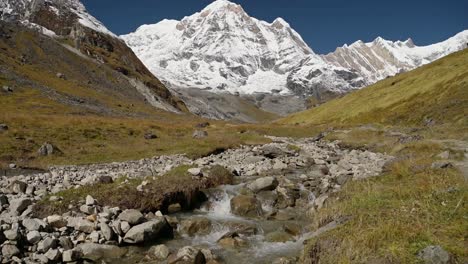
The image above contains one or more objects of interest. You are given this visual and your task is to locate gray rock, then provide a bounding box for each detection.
[431,162,453,169]
[59,237,74,250]
[123,218,171,244]
[47,215,66,229]
[2,244,20,257]
[37,237,57,253]
[437,151,450,160]
[260,145,286,158]
[418,245,452,264]
[22,218,47,231]
[192,130,208,139]
[38,142,61,156]
[45,248,61,261]
[187,168,202,176]
[9,198,32,215]
[148,244,170,260]
[121,221,131,234]
[247,176,279,193]
[100,223,115,241]
[2,86,13,93]
[89,231,100,243]
[0,195,8,207]
[26,231,41,244]
[77,243,127,261]
[67,217,95,233]
[62,249,83,262]
[10,181,27,194]
[80,205,97,215]
[86,195,96,206]
[118,209,144,225]
[8,163,17,169]
[144,133,158,140]
[4,229,20,240]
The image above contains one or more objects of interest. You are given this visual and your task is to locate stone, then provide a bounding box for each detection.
[10,180,27,194]
[38,142,61,156]
[123,219,171,244]
[80,205,97,215]
[62,249,83,262]
[179,217,212,236]
[1,86,13,93]
[47,215,66,228]
[168,203,182,214]
[86,195,96,206]
[230,195,263,217]
[177,246,198,261]
[437,151,450,160]
[26,231,41,244]
[188,168,202,176]
[96,175,114,184]
[431,162,453,169]
[22,218,47,231]
[265,230,294,243]
[148,244,170,260]
[121,221,131,234]
[89,231,100,243]
[9,198,31,215]
[144,133,158,140]
[314,195,329,210]
[2,244,20,257]
[260,145,286,158]
[56,72,66,79]
[418,245,452,264]
[118,209,144,225]
[37,237,57,253]
[192,130,208,139]
[67,217,95,233]
[77,243,127,261]
[4,229,20,240]
[59,237,74,250]
[9,163,17,169]
[100,223,115,241]
[45,248,61,261]
[217,232,247,249]
[247,177,279,193]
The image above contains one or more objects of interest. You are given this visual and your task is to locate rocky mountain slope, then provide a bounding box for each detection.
[122,0,467,101]
[0,0,187,112]
[323,30,468,84]
[121,0,364,99]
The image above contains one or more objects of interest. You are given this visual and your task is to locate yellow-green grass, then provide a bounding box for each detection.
[302,128,467,263]
[280,49,468,129]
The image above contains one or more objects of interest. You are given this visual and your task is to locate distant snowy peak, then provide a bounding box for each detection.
[0,0,116,38]
[323,30,468,83]
[122,0,361,97]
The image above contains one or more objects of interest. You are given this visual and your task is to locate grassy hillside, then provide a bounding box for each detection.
[281,49,468,128]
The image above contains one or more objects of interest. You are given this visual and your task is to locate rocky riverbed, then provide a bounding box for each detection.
[0,137,391,263]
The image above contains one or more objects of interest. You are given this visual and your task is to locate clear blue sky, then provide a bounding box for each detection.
[81,0,468,54]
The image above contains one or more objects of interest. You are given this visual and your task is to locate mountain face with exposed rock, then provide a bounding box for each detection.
[121,0,364,99]
[0,0,187,112]
[122,0,467,100]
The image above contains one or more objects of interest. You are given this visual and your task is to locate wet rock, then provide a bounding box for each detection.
[38,142,62,156]
[418,245,453,264]
[77,243,127,261]
[118,209,145,225]
[218,231,247,249]
[230,195,263,217]
[179,217,212,236]
[9,198,32,215]
[123,218,172,244]
[265,230,294,242]
[168,203,182,213]
[148,244,170,260]
[193,130,208,139]
[247,176,279,193]
[2,244,20,257]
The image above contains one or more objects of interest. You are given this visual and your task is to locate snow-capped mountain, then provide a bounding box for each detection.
[0,0,116,37]
[323,30,468,84]
[121,0,363,97]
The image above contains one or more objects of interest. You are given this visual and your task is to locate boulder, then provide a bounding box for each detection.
[38,142,62,156]
[2,244,20,257]
[179,217,212,236]
[418,245,453,264]
[247,177,279,193]
[118,209,144,225]
[148,244,170,260]
[192,130,208,139]
[10,180,27,194]
[77,243,127,261]
[123,218,172,244]
[230,195,263,217]
[22,218,47,231]
[9,198,31,215]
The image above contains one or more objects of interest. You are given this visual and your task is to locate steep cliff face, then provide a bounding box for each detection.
[0,0,187,112]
